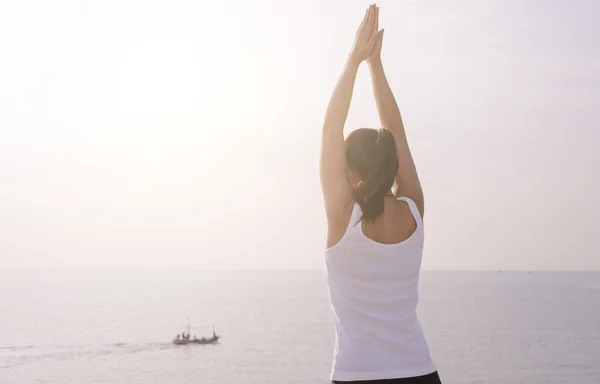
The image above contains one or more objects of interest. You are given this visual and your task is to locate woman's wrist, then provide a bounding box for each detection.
[367,56,382,69]
[345,55,362,72]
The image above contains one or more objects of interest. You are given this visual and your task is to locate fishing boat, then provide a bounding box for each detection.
[173,324,220,345]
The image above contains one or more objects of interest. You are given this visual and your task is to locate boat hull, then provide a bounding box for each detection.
[172,336,220,345]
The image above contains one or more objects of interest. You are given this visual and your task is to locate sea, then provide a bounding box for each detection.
[0,270,599,384]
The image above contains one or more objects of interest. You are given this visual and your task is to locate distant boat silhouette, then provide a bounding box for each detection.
[173,324,220,345]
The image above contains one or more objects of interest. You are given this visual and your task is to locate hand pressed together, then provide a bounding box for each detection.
[349,4,384,66]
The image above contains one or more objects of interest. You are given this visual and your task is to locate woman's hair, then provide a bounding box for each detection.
[345,128,399,222]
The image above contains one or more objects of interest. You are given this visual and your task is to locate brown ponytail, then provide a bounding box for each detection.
[345,128,398,223]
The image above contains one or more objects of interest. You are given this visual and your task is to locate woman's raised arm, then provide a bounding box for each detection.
[320,4,380,221]
[367,16,424,217]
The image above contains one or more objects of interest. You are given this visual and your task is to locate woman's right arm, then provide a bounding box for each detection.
[367,24,424,217]
[320,5,379,222]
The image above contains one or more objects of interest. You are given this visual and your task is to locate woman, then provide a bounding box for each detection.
[320,4,441,384]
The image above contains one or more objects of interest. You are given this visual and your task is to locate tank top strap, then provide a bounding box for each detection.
[348,202,362,229]
[396,196,423,229]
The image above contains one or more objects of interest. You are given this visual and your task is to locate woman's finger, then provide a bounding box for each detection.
[371,4,377,23]
[357,6,370,34]
[364,29,380,53]
[361,7,369,26]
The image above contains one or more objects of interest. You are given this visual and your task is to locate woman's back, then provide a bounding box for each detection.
[325,197,436,382]
[360,195,418,245]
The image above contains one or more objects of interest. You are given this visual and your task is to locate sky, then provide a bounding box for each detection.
[0,0,599,270]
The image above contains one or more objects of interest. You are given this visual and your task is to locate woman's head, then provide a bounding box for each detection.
[345,128,398,222]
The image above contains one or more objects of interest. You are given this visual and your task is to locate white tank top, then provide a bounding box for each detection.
[325,197,436,381]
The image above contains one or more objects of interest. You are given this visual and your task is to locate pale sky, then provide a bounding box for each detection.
[1,0,599,270]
